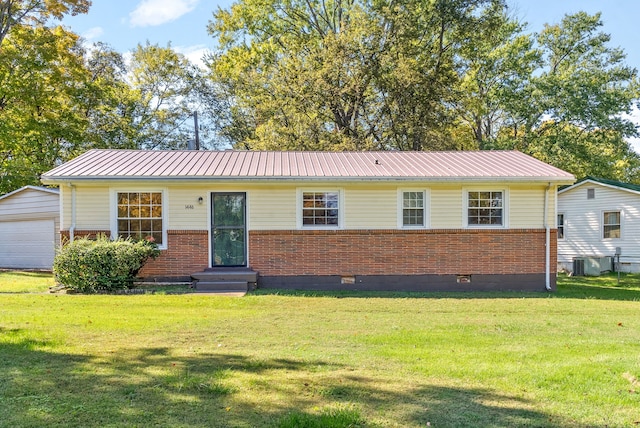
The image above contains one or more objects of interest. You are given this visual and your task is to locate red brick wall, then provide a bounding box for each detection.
[139,230,209,277]
[249,229,556,276]
[61,229,209,278]
[62,228,557,279]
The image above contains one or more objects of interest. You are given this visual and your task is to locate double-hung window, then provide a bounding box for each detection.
[467,191,504,227]
[301,191,340,227]
[603,211,621,239]
[401,190,427,228]
[116,191,164,245]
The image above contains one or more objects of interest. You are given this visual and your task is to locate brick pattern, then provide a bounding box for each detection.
[249,229,556,276]
[61,229,209,278]
[62,228,557,280]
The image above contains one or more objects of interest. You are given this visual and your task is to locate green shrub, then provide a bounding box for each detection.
[53,236,160,293]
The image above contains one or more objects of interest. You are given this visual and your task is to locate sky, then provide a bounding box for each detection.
[60,0,640,148]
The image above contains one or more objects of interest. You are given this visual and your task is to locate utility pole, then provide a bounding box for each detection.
[193,111,200,150]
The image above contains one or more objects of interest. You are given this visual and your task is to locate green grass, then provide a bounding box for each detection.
[1,271,639,427]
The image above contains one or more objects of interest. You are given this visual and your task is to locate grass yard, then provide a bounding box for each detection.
[0,272,639,427]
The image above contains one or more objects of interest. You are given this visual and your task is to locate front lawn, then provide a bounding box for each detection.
[0,272,639,427]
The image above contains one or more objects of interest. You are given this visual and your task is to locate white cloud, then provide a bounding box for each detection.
[175,44,211,69]
[129,0,199,28]
[83,27,104,41]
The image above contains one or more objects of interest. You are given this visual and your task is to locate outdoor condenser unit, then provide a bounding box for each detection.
[572,256,613,276]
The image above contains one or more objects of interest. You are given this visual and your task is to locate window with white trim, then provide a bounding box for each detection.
[467,191,504,226]
[603,211,620,239]
[557,213,565,239]
[117,192,164,244]
[402,191,425,227]
[302,191,340,226]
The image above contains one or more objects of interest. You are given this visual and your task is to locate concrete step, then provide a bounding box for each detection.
[195,281,248,292]
[192,269,257,283]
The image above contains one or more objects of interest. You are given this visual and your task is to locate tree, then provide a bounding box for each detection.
[127,42,218,150]
[207,0,507,151]
[495,12,640,181]
[0,0,90,45]
[0,25,92,193]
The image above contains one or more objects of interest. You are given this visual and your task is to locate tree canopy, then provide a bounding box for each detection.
[2,0,640,194]
[207,1,640,181]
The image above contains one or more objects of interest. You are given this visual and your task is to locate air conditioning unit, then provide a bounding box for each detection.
[572,256,613,276]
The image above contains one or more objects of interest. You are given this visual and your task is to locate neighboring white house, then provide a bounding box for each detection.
[557,177,640,274]
[0,186,60,269]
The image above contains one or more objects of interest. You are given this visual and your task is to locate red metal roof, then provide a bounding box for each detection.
[41,149,575,182]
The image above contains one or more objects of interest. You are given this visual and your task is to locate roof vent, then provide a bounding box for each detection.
[587,188,595,199]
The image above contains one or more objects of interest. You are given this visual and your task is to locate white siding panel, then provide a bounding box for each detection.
[510,186,546,228]
[431,186,463,228]
[249,187,296,230]
[558,183,640,271]
[0,188,59,220]
[0,219,55,268]
[75,186,111,229]
[167,189,209,230]
[345,187,397,229]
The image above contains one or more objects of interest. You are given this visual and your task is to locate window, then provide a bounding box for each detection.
[302,191,339,226]
[557,213,565,239]
[402,191,425,227]
[603,211,620,239]
[117,192,163,244]
[467,191,503,226]
[587,188,595,199]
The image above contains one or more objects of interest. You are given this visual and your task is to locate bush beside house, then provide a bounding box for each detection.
[53,236,160,293]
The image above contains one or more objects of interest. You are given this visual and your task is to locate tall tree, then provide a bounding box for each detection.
[128,42,217,150]
[207,0,506,151]
[501,13,639,180]
[0,25,92,193]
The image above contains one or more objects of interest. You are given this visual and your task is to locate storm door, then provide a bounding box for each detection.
[211,193,247,267]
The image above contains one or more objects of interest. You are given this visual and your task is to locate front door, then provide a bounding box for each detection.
[211,192,247,267]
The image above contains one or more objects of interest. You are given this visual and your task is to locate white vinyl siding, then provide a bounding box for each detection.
[58,182,556,234]
[510,186,550,229]
[558,181,640,271]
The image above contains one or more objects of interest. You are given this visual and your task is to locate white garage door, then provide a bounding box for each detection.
[0,219,56,269]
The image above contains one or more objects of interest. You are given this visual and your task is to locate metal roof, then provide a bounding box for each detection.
[41,149,575,183]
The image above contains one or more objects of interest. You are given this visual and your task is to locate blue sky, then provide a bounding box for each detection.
[60,0,640,148]
[61,0,640,68]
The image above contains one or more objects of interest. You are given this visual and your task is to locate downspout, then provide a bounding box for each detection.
[544,182,552,291]
[68,183,76,242]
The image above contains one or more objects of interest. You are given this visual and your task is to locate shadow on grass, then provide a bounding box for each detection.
[0,329,571,427]
[251,273,640,302]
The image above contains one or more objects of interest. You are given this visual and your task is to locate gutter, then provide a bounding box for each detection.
[68,183,76,242]
[544,182,552,291]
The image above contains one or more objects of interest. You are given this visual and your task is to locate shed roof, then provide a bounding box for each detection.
[558,176,640,195]
[41,149,575,183]
[0,185,59,201]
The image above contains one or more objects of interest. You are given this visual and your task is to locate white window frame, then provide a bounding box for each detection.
[297,188,343,230]
[557,213,565,240]
[463,188,508,228]
[602,210,622,240]
[110,188,168,249]
[398,189,430,229]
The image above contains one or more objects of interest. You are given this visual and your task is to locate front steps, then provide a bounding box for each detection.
[191,268,257,294]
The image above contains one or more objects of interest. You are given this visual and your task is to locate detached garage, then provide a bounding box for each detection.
[0,186,60,270]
